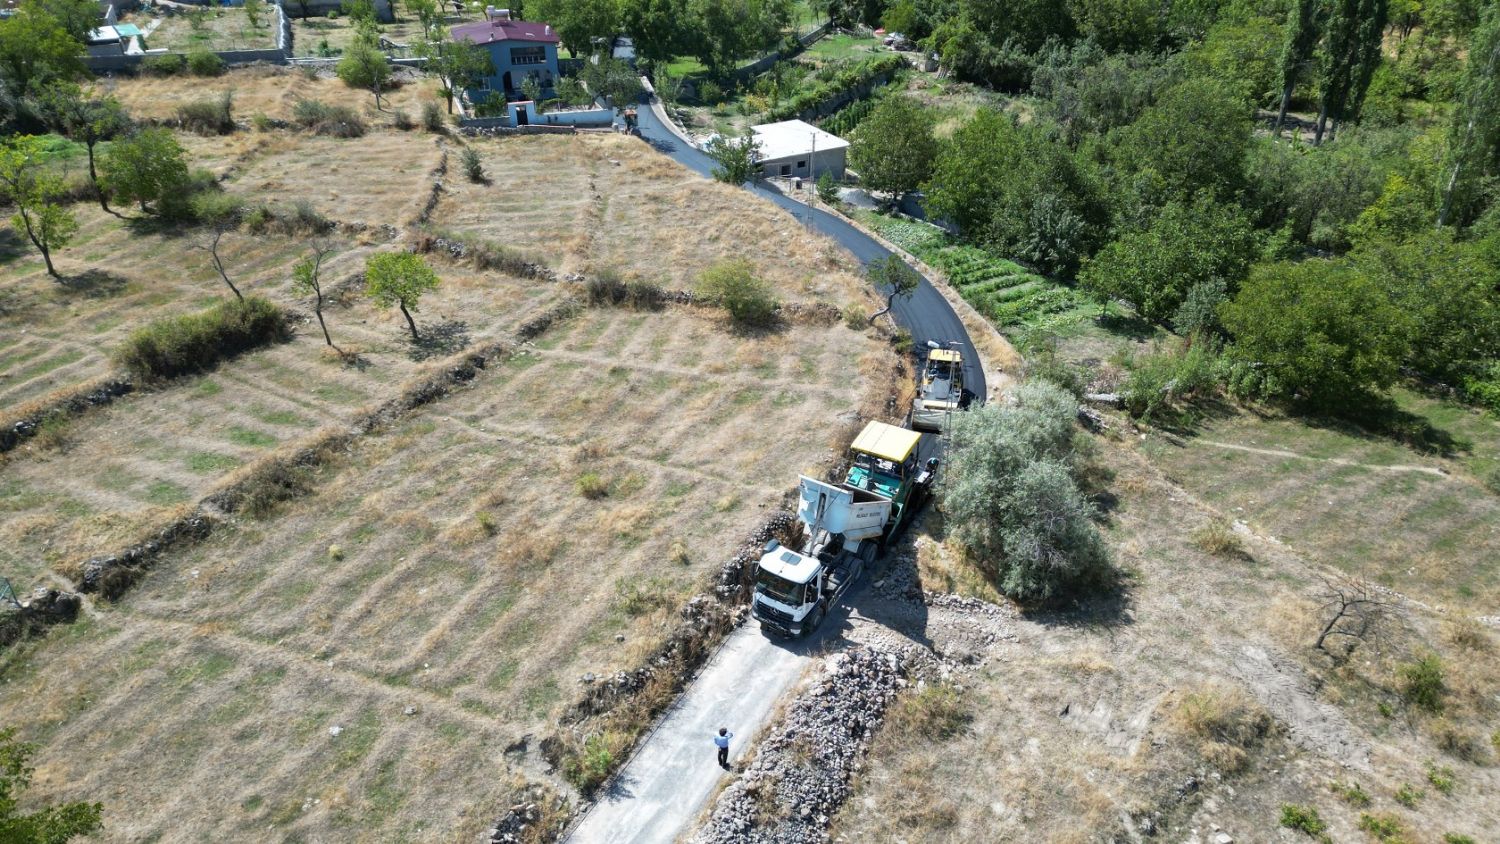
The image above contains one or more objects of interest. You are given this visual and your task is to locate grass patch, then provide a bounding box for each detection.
[1279,804,1330,842]
[1400,653,1446,713]
[1358,813,1405,841]
[577,472,610,500]
[1173,684,1274,773]
[887,683,970,740]
[1330,779,1371,806]
[227,426,278,448]
[1191,521,1244,557]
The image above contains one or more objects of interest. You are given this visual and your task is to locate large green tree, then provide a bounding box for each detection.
[1352,233,1500,383]
[1222,259,1414,408]
[688,0,793,77]
[0,135,79,280]
[365,252,440,341]
[1314,0,1390,143]
[1079,193,1259,324]
[926,109,1105,275]
[420,32,494,113]
[849,95,937,202]
[1437,2,1500,227]
[940,380,1110,603]
[0,5,87,100]
[1273,0,1324,136]
[0,727,103,842]
[1108,77,1251,222]
[31,82,131,212]
[100,128,191,215]
[621,0,693,67]
[530,0,622,55]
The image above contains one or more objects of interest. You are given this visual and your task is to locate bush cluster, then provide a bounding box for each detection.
[291,99,367,137]
[244,200,334,236]
[186,49,226,77]
[585,270,664,310]
[114,297,290,381]
[764,54,906,122]
[142,53,187,76]
[940,380,1111,602]
[176,93,235,135]
[694,259,776,328]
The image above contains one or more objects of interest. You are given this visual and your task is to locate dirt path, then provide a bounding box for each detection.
[1196,439,1449,476]
[565,625,819,844]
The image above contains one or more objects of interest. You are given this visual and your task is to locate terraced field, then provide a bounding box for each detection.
[851,210,1094,334]
[1,77,896,842]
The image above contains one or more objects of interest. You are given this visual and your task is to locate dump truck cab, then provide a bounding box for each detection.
[751,421,935,636]
[911,343,965,432]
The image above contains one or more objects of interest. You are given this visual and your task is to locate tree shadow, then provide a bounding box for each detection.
[1093,310,1159,342]
[0,229,27,265]
[1297,397,1470,458]
[58,269,130,298]
[1021,572,1136,632]
[407,319,471,361]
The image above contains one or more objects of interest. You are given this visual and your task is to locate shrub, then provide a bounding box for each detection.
[142,53,186,76]
[586,270,662,310]
[695,259,776,328]
[421,100,444,131]
[562,731,626,793]
[668,539,689,566]
[1426,762,1455,794]
[186,49,227,77]
[1192,521,1243,557]
[1435,720,1491,764]
[251,112,274,131]
[1393,783,1424,807]
[842,303,866,331]
[237,460,315,519]
[1358,813,1404,841]
[1174,684,1274,773]
[1279,804,1329,840]
[1329,780,1371,806]
[1400,653,1446,713]
[392,108,413,130]
[188,190,244,224]
[577,472,609,499]
[697,80,723,105]
[616,577,674,616]
[176,92,235,135]
[243,200,333,236]
[291,99,366,137]
[890,684,970,740]
[816,170,839,204]
[461,147,484,182]
[1444,835,1477,844]
[114,297,290,382]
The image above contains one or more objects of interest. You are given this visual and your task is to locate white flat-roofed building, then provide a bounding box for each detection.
[750,119,849,181]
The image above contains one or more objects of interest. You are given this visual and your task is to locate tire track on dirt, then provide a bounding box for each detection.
[1196,439,1450,477]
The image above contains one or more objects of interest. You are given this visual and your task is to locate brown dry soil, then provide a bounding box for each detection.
[832,419,1500,844]
[0,73,896,842]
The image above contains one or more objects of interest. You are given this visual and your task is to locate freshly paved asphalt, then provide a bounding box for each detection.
[562,101,989,844]
[629,101,988,405]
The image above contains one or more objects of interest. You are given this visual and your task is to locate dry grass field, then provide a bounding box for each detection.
[121,6,279,52]
[97,65,441,125]
[836,432,1500,843]
[1,67,895,842]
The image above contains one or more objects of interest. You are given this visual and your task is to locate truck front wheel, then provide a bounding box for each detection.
[802,602,827,636]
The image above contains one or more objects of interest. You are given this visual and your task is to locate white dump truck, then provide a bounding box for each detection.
[751,421,935,636]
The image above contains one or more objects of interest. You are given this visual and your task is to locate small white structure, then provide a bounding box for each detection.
[750,119,849,181]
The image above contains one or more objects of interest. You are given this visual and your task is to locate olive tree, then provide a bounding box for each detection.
[865,254,920,325]
[940,380,1110,603]
[100,128,190,215]
[365,252,440,341]
[31,82,131,213]
[0,727,103,843]
[707,130,760,185]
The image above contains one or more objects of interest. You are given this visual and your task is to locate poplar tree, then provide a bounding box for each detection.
[1437,4,1500,227]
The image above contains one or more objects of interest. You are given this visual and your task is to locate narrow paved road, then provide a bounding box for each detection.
[564,100,990,844]
[629,101,988,405]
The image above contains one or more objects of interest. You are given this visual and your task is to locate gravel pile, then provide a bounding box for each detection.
[693,647,908,844]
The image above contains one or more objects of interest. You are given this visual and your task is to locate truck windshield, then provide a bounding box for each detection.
[755,570,805,606]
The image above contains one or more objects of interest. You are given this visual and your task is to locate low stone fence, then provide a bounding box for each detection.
[731,21,831,83]
[84,0,293,72]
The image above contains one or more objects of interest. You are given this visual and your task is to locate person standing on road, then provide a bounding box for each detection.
[714,728,734,768]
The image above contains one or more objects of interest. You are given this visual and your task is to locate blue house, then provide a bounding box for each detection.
[451,9,561,107]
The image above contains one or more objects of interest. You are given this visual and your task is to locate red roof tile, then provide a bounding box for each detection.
[450,18,560,46]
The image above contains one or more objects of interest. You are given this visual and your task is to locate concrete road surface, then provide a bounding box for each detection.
[566,624,817,844]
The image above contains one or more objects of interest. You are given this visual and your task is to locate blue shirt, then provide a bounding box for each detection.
[714,732,733,748]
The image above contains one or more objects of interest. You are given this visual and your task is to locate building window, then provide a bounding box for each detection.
[780,164,791,176]
[510,45,547,66]
[797,160,807,170]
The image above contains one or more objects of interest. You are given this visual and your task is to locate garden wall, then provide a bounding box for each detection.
[84,0,293,72]
[732,21,831,83]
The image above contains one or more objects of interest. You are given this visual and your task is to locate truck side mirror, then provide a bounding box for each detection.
[763,539,780,553]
